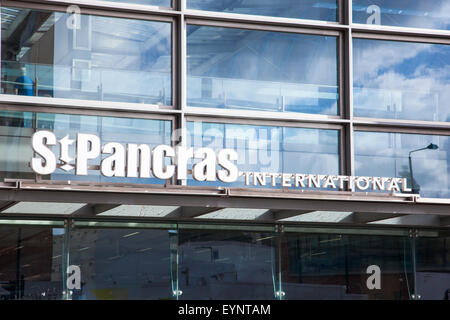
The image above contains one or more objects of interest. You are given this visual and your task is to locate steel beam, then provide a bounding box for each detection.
[165,206,221,218]
[256,210,314,221]
[71,204,121,217]
[340,212,406,224]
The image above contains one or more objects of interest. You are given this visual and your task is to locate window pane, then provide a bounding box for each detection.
[355,131,450,198]
[187,26,338,115]
[0,224,65,300]
[282,232,414,300]
[69,228,174,300]
[353,39,450,122]
[353,0,450,30]
[103,0,171,6]
[187,0,338,21]
[416,230,450,300]
[1,7,172,105]
[178,230,276,299]
[0,111,172,185]
[187,121,340,188]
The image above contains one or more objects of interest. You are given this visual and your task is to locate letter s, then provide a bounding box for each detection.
[217,149,238,183]
[31,131,57,175]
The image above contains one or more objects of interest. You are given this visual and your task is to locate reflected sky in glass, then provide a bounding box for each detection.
[188,0,337,21]
[104,0,171,6]
[0,111,172,184]
[187,26,338,115]
[353,39,450,122]
[353,0,450,30]
[355,131,450,198]
[37,113,172,184]
[187,121,340,188]
[1,7,172,105]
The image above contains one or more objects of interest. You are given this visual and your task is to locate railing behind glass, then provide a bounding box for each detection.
[188,75,339,115]
[1,61,172,105]
[354,87,441,121]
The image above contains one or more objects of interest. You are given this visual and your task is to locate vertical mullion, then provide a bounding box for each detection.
[176,0,187,185]
[344,0,355,176]
[61,219,70,300]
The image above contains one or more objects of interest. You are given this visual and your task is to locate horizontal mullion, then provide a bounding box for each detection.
[354,121,450,136]
[1,0,179,21]
[0,107,178,124]
[185,115,346,130]
[0,95,180,116]
[185,107,348,126]
[185,10,346,34]
[352,25,450,44]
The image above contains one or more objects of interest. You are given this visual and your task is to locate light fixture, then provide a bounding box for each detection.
[408,143,439,194]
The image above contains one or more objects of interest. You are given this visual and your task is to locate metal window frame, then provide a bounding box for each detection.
[1,0,177,111]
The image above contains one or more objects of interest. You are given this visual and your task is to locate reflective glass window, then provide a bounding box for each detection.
[355,131,450,198]
[178,229,277,300]
[187,26,339,115]
[281,232,414,300]
[353,39,450,122]
[416,230,450,300]
[0,111,172,184]
[1,7,172,105]
[0,224,65,300]
[353,0,450,30]
[187,0,338,21]
[104,0,171,6]
[187,121,340,188]
[69,227,175,300]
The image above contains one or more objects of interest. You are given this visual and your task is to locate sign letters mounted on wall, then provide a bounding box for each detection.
[30,131,412,193]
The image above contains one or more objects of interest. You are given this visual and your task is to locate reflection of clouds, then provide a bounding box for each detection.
[353,0,450,30]
[355,131,450,198]
[354,39,450,121]
[355,40,431,79]
[187,122,339,175]
[187,27,338,115]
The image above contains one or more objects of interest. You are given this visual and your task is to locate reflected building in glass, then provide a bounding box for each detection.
[0,0,449,301]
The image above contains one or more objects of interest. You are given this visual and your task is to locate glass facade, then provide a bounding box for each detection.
[1,7,172,106]
[187,121,340,187]
[187,26,338,115]
[1,220,448,300]
[0,110,172,184]
[353,0,450,30]
[281,232,414,300]
[354,131,450,198]
[187,0,338,21]
[0,0,449,302]
[353,39,450,122]
[0,223,65,300]
[104,0,172,6]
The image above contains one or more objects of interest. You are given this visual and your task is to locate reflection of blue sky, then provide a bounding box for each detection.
[53,14,172,104]
[3,8,172,105]
[187,26,338,115]
[353,0,450,30]
[354,39,450,121]
[355,131,450,198]
[188,0,337,21]
[186,122,340,188]
[104,0,171,6]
